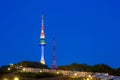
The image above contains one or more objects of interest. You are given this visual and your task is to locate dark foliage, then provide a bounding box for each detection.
[58,63,92,71]
[0,65,17,74]
[115,68,120,76]
[91,64,113,74]
[16,61,48,69]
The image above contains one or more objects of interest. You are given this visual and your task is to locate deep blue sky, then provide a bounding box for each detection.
[0,0,120,68]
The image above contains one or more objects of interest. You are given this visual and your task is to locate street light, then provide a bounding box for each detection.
[40,70,42,72]
[3,78,8,80]
[74,73,77,76]
[8,68,11,71]
[57,72,59,74]
[88,75,92,79]
[14,77,19,80]
[86,78,90,80]
[22,68,25,71]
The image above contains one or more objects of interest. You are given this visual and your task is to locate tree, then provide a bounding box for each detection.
[16,61,48,69]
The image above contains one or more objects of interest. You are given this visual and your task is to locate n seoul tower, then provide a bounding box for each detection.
[39,15,46,64]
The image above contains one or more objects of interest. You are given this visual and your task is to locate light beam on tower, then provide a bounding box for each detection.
[39,15,46,64]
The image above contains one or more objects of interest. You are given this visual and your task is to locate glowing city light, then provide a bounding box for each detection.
[88,75,91,77]
[57,72,59,74]
[3,78,8,80]
[22,68,25,71]
[14,77,19,80]
[88,75,92,79]
[8,68,10,70]
[74,73,77,76]
[40,70,42,72]
[86,78,90,80]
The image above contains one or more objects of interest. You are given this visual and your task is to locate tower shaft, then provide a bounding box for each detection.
[40,46,45,64]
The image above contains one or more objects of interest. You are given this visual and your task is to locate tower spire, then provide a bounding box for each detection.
[42,15,44,27]
[40,15,45,39]
[39,15,46,64]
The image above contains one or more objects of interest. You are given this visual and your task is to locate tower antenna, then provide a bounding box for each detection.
[52,36,57,69]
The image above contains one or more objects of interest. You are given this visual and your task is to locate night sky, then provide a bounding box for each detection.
[0,0,120,68]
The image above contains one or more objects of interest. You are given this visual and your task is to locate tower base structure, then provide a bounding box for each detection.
[52,64,57,70]
[40,60,45,64]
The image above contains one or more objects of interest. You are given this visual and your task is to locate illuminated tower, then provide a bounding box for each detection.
[52,37,57,69]
[39,15,46,64]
